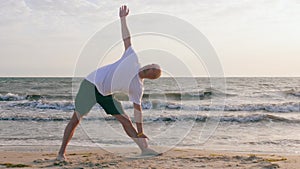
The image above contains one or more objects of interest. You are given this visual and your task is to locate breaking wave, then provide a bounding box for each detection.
[0,93,71,101]
[284,89,300,97]
[2,99,299,113]
[0,113,299,124]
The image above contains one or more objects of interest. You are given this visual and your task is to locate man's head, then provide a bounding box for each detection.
[139,64,161,79]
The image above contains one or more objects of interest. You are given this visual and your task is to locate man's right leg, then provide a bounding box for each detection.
[57,112,81,160]
[57,79,96,160]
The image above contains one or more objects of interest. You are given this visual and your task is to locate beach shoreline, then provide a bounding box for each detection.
[0,145,298,168]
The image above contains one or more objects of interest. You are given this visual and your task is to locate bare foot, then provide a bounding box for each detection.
[141,148,162,156]
[56,154,66,161]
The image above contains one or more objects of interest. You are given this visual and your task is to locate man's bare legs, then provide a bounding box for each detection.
[57,112,159,161]
[113,114,160,156]
[57,112,81,160]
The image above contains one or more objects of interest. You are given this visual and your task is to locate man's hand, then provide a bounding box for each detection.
[119,5,129,18]
[137,133,149,139]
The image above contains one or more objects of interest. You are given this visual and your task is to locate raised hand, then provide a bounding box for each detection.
[119,5,129,18]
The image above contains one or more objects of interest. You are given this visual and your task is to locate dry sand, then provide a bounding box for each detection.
[0,145,298,169]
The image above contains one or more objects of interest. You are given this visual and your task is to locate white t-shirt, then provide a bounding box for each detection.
[85,46,143,104]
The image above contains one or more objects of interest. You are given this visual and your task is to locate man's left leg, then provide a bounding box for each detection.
[113,114,147,150]
[113,114,160,155]
[98,95,160,155]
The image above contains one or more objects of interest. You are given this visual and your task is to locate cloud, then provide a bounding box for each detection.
[0,0,119,39]
[0,0,299,76]
[23,0,100,14]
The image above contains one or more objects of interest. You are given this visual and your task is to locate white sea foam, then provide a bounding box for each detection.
[3,99,299,113]
[0,93,25,101]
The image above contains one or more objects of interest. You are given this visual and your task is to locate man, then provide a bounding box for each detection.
[57,5,162,161]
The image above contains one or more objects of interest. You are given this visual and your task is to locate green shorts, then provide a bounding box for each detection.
[75,79,125,116]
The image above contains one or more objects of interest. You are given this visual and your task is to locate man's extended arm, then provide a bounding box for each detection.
[133,103,147,138]
[119,5,131,50]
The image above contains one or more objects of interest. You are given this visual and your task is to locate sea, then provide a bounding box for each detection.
[0,77,299,154]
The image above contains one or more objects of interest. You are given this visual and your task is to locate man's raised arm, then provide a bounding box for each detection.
[119,5,131,50]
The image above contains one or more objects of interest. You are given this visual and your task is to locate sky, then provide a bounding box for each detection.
[0,0,299,77]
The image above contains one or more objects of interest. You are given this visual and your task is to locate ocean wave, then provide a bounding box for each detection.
[139,101,299,113]
[142,91,213,100]
[221,102,299,112]
[193,102,299,113]
[1,89,228,103]
[146,89,236,100]
[0,93,26,101]
[0,93,72,101]
[284,89,300,97]
[3,99,299,113]
[113,89,235,101]
[0,113,298,124]
[8,100,74,111]
[153,114,300,123]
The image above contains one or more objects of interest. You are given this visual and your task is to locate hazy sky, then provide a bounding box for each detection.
[0,0,299,77]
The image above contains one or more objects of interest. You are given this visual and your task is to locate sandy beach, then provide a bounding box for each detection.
[0,145,298,169]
